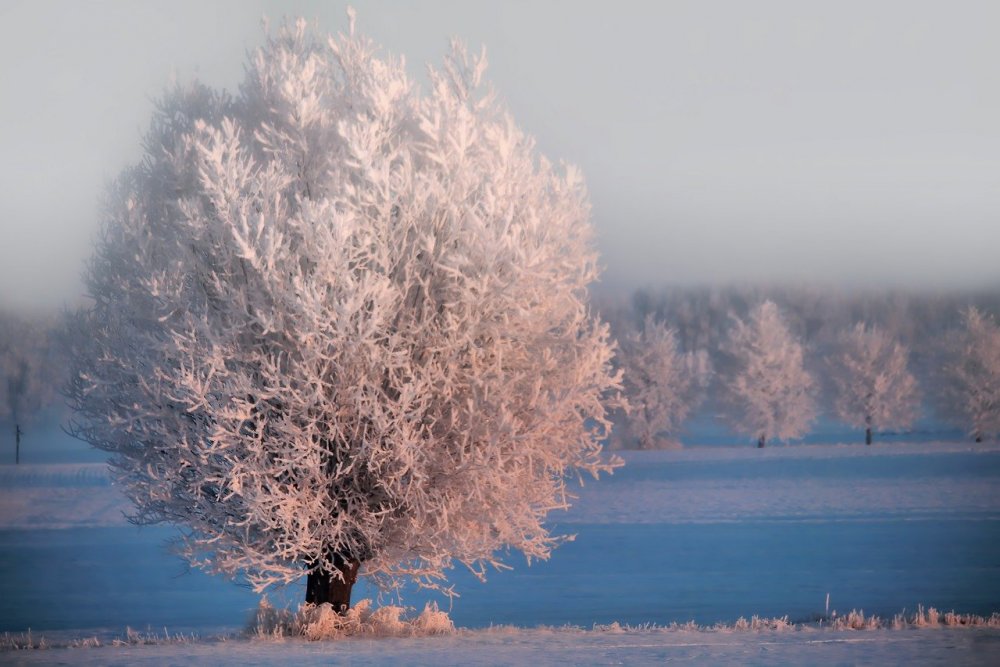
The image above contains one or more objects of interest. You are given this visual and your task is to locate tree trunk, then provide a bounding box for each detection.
[865,427,872,446]
[757,435,765,448]
[305,553,361,613]
[15,424,21,465]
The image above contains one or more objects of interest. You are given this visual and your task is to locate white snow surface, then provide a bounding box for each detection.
[5,626,1000,666]
[4,441,995,529]
[562,440,1000,524]
[0,463,127,529]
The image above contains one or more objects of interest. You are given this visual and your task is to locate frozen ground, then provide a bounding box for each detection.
[565,440,1000,523]
[5,625,1000,666]
[3,441,995,529]
[1,440,999,663]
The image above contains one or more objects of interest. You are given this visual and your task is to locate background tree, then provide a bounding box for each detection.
[940,307,1000,441]
[618,316,710,449]
[0,311,61,463]
[65,16,621,612]
[718,300,815,447]
[829,323,920,445]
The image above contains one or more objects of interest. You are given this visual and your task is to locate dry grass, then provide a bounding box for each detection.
[826,605,1000,631]
[251,598,455,640]
[0,630,47,650]
[4,603,999,651]
[0,626,199,651]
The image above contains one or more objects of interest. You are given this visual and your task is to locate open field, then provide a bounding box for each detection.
[1,440,998,663]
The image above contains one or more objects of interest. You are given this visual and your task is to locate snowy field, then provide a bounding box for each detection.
[5,625,1000,666]
[2,439,999,664]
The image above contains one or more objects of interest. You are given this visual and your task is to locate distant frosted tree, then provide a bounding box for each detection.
[66,16,622,612]
[719,301,816,447]
[941,307,1000,442]
[619,316,710,448]
[0,312,60,464]
[829,323,920,445]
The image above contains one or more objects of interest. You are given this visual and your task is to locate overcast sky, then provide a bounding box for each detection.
[1,0,997,310]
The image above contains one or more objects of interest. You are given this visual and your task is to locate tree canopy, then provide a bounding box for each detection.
[67,15,621,596]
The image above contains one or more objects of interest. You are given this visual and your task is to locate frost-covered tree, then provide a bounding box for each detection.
[66,16,621,612]
[719,301,816,447]
[940,307,1000,442]
[618,316,710,448]
[829,323,919,445]
[0,312,60,464]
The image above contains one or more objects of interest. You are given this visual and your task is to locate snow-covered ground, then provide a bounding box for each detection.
[564,440,1000,523]
[4,441,995,529]
[5,625,1000,666]
[1,440,999,663]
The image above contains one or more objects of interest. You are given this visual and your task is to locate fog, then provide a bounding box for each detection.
[1,0,997,310]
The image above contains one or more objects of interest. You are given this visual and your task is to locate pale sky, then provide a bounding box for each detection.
[1,0,997,310]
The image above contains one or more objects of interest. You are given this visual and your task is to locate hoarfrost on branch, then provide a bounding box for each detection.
[718,301,815,446]
[829,323,920,441]
[67,17,622,594]
[618,316,710,449]
[941,307,1000,441]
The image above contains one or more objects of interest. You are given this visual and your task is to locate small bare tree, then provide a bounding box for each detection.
[829,323,920,445]
[619,316,710,448]
[719,301,816,447]
[941,307,1000,442]
[0,312,59,464]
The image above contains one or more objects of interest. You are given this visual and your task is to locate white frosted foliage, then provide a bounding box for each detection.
[719,301,815,445]
[66,17,621,593]
[829,323,920,440]
[942,307,1000,441]
[619,316,710,448]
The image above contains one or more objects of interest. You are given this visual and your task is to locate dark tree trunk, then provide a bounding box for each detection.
[15,424,21,465]
[865,427,872,446]
[757,435,766,448]
[305,553,361,613]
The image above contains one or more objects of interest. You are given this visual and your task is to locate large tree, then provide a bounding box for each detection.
[829,323,920,445]
[66,16,621,612]
[618,316,710,449]
[719,301,816,447]
[940,307,1000,442]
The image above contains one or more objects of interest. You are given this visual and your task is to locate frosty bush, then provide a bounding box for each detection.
[618,316,710,448]
[66,14,621,610]
[829,323,920,444]
[941,307,1000,442]
[718,301,815,447]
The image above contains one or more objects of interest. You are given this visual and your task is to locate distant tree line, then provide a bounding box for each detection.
[599,286,1000,448]
[3,285,999,457]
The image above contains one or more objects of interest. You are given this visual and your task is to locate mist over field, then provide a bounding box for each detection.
[1,0,998,311]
